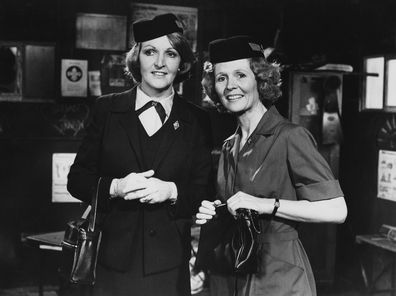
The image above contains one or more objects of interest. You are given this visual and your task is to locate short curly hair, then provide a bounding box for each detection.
[201,57,282,112]
[125,32,195,84]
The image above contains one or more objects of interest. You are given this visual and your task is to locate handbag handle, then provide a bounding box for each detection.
[88,177,102,232]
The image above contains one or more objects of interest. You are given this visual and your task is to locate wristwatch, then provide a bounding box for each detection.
[271,198,280,217]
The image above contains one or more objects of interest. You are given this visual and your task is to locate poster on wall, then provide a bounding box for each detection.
[52,153,80,203]
[76,13,127,51]
[129,3,198,52]
[61,59,88,97]
[378,149,396,201]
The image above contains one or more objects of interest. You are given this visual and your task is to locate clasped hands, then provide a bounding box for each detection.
[113,170,175,204]
[196,191,271,225]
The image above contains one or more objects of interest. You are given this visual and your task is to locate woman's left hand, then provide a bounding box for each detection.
[124,177,174,204]
[227,191,272,216]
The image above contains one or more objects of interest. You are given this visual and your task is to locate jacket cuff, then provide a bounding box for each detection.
[296,179,343,201]
[168,182,178,204]
[97,176,113,209]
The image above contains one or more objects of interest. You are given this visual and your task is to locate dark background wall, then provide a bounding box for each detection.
[1,0,396,290]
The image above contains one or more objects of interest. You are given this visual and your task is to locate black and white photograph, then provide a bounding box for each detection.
[1,1,396,296]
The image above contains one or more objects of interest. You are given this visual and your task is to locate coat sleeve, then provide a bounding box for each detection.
[67,96,113,209]
[286,125,343,201]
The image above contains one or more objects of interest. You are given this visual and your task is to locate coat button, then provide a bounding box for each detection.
[149,229,156,236]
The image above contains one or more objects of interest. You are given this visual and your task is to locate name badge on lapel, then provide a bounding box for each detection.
[173,121,180,130]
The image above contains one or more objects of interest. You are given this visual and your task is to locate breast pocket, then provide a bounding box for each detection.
[236,156,285,199]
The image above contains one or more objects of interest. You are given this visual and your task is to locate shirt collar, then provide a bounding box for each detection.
[135,85,174,117]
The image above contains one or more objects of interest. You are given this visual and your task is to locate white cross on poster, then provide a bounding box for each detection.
[61,59,88,97]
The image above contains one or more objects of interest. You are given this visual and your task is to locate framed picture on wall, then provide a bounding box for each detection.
[76,13,127,51]
[129,3,198,52]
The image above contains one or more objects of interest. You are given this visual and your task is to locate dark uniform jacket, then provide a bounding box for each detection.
[67,86,213,274]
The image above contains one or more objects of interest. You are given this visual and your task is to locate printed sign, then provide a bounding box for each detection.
[61,59,88,97]
[52,153,80,203]
[378,149,396,201]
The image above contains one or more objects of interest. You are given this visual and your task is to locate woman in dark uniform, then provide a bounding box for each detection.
[67,13,213,296]
[196,36,347,296]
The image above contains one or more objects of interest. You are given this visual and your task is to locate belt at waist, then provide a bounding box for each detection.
[256,230,298,243]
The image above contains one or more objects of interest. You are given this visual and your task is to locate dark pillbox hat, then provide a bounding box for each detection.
[209,35,264,64]
[133,13,183,42]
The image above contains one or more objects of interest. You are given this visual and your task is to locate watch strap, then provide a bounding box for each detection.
[271,198,280,217]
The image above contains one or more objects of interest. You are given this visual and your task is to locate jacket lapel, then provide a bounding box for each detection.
[246,106,287,182]
[223,133,238,175]
[151,94,189,171]
[222,134,238,198]
[251,106,287,162]
[112,87,145,170]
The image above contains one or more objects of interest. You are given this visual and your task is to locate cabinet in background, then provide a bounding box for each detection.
[289,71,343,284]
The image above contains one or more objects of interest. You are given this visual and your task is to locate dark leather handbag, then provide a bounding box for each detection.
[61,178,102,285]
[232,208,261,273]
[196,207,261,274]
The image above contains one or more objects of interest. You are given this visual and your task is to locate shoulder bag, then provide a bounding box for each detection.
[61,177,102,285]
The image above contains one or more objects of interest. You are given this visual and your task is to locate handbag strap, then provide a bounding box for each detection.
[88,177,102,232]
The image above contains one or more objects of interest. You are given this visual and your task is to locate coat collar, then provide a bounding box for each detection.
[109,87,137,112]
[223,105,286,146]
[255,105,286,135]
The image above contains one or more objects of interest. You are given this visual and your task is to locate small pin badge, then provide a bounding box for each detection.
[173,121,180,130]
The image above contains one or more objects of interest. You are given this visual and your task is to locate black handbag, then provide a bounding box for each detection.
[196,207,261,274]
[232,208,261,273]
[61,178,102,285]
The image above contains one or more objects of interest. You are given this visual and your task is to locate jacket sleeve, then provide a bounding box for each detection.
[67,96,113,209]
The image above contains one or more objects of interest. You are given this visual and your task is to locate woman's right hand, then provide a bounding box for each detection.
[195,200,222,225]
